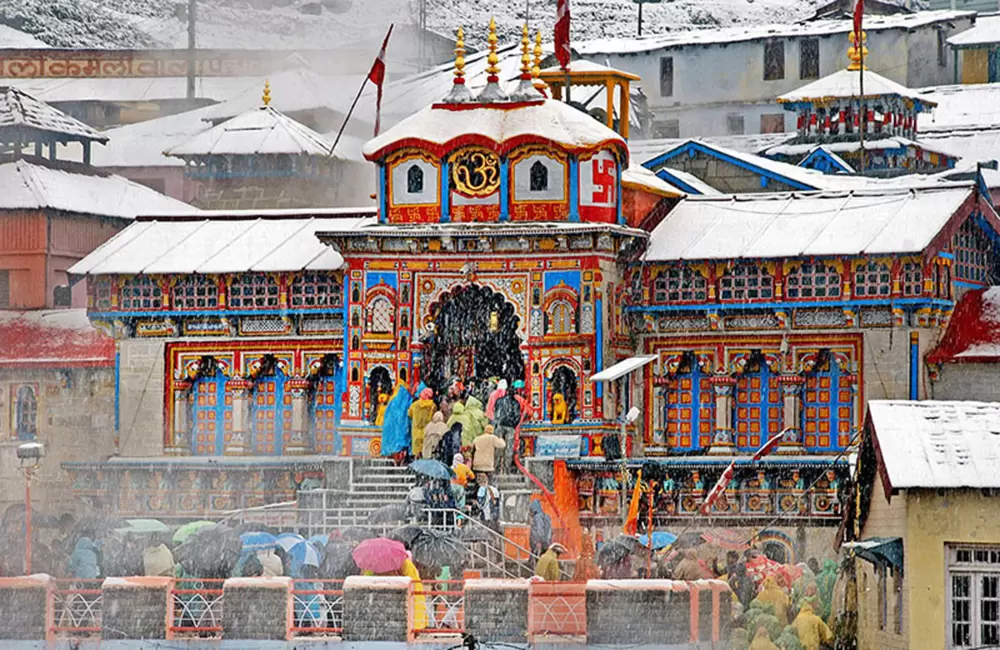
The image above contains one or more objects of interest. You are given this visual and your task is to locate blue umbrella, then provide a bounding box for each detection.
[277,532,306,552]
[240,531,279,551]
[409,458,455,480]
[637,532,678,550]
[289,540,322,575]
[309,533,330,547]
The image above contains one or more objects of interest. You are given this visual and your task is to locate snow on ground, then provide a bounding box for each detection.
[0,0,823,51]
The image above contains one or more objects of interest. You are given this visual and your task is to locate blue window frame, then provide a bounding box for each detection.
[665,361,715,451]
[190,369,230,456]
[251,369,291,455]
[802,354,853,452]
[735,358,782,451]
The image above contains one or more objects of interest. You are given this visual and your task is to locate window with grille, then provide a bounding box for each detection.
[290,272,342,309]
[802,354,853,451]
[15,385,37,440]
[654,267,708,303]
[764,41,785,81]
[547,300,577,335]
[800,38,819,79]
[726,114,745,136]
[120,276,163,310]
[229,273,279,309]
[91,278,112,311]
[659,57,674,97]
[665,363,715,451]
[786,263,842,299]
[529,161,549,192]
[653,119,680,139]
[937,263,952,299]
[734,355,781,450]
[854,261,891,297]
[902,262,924,297]
[0,270,8,309]
[760,113,786,134]
[953,220,992,284]
[949,545,1000,649]
[369,297,395,334]
[312,376,339,454]
[173,276,219,309]
[719,265,774,301]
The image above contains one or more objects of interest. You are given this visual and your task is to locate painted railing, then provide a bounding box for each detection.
[528,581,588,639]
[170,578,225,637]
[50,579,103,638]
[291,579,345,637]
[412,580,465,636]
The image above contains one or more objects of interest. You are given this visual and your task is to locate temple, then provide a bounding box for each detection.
[64,21,1000,563]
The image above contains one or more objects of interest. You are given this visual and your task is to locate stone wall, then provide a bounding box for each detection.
[192,162,374,211]
[656,149,803,194]
[929,364,1000,402]
[117,338,166,458]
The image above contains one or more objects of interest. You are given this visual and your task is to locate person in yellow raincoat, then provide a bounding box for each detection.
[407,388,436,457]
[400,557,428,630]
[749,626,780,650]
[791,601,833,650]
[754,575,791,624]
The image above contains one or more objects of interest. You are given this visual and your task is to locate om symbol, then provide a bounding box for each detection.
[451,148,500,198]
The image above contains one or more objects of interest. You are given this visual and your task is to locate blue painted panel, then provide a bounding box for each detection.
[568,157,580,222]
[595,296,603,400]
[544,270,581,292]
[378,164,388,224]
[440,160,451,223]
[654,168,701,195]
[499,158,510,222]
[366,272,398,290]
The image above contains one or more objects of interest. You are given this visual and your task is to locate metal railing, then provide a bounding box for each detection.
[291,580,344,637]
[171,578,225,637]
[50,579,102,638]
[413,580,465,636]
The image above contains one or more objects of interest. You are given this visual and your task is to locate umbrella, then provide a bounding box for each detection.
[277,532,307,552]
[610,535,652,558]
[114,519,169,535]
[746,553,797,589]
[409,528,467,571]
[321,542,360,579]
[172,520,216,545]
[309,533,330,546]
[368,503,409,524]
[637,532,678,550]
[352,537,408,574]
[341,527,377,542]
[596,540,632,567]
[241,531,279,551]
[408,459,455,480]
[388,524,425,547]
[175,525,242,579]
[289,540,322,568]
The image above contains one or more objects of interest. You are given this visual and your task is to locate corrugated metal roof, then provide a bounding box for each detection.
[644,187,972,261]
[947,15,1000,47]
[69,215,374,276]
[869,400,1000,490]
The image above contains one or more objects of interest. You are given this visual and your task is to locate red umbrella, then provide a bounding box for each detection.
[351,537,408,574]
[746,554,799,589]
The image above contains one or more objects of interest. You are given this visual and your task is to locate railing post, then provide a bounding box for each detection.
[464,578,530,644]
[0,574,52,641]
[101,576,172,641]
[342,575,411,642]
[222,576,293,641]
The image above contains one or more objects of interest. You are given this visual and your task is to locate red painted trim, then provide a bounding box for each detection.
[365,135,628,163]
[431,100,545,111]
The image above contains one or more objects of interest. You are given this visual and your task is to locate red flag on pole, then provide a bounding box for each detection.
[367,24,393,137]
[700,461,735,515]
[751,428,790,462]
[853,0,864,42]
[555,0,571,70]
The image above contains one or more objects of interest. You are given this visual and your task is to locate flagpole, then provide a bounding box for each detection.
[328,78,369,158]
[858,16,866,173]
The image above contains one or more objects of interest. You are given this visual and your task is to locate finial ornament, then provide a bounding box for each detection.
[486,17,500,81]
[520,23,531,79]
[262,79,272,106]
[847,30,868,71]
[454,26,467,83]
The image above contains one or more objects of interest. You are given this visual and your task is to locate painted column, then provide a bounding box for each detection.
[778,375,805,452]
[285,377,312,455]
[167,380,192,455]
[708,376,736,454]
[909,331,920,400]
[226,377,253,455]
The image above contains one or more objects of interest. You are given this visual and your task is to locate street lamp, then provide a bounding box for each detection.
[16,442,45,575]
[631,0,662,36]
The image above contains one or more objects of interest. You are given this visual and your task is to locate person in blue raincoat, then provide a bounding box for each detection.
[69,538,101,579]
[380,380,413,465]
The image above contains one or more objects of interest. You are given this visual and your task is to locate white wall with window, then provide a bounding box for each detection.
[390,158,438,205]
[512,154,565,202]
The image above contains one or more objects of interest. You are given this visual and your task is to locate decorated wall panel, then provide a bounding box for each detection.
[578,149,619,222]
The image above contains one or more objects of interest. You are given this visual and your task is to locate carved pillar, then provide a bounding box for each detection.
[778,375,805,452]
[285,377,312,455]
[167,380,192,455]
[708,376,736,455]
[226,377,253,455]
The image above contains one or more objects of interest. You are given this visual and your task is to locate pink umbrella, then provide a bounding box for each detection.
[351,537,408,574]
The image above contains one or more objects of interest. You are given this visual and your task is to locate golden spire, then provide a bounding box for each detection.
[262,79,272,106]
[532,30,544,79]
[486,17,500,80]
[847,30,868,71]
[519,23,531,78]
[454,26,467,83]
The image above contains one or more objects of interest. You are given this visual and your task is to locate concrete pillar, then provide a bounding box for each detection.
[225,377,253,455]
[285,377,311,455]
[342,576,411,642]
[464,579,530,644]
[586,579,692,645]
[101,576,172,641]
[708,377,736,454]
[167,380,191,454]
[222,577,291,641]
[0,575,52,640]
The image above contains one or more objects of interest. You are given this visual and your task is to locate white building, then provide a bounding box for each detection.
[575,10,976,139]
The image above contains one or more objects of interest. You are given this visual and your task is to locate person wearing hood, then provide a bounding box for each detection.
[748,626,780,650]
[529,500,552,557]
[422,411,448,459]
[791,601,833,650]
[380,380,413,465]
[485,379,507,421]
[450,454,475,508]
[465,396,487,440]
[408,388,436,458]
[447,401,477,447]
[437,422,463,466]
[535,543,566,581]
[816,558,838,620]
[472,425,506,475]
[729,561,757,610]
[493,388,523,473]
[69,537,101,579]
[142,539,175,577]
[754,575,791,624]
[673,549,708,581]
[257,549,284,577]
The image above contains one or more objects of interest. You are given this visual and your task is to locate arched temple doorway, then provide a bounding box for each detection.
[549,365,578,423]
[423,284,524,392]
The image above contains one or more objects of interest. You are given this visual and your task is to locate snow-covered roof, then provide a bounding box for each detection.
[918,83,1000,132]
[777,68,931,105]
[927,287,1000,364]
[653,167,724,196]
[920,129,1000,166]
[622,163,684,198]
[363,98,627,161]
[574,11,974,55]
[0,86,108,143]
[0,159,198,220]
[0,310,113,368]
[643,186,974,262]
[764,136,958,160]
[868,400,1000,490]
[947,15,1000,47]
[165,106,335,158]
[629,134,796,164]
[68,211,376,277]
[0,24,51,49]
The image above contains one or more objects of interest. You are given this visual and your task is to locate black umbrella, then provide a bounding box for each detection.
[368,502,409,524]
[596,540,633,567]
[175,524,241,579]
[388,524,425,547]
[409,528,467,571]
[319,542,360,579]
[340,527,376,543]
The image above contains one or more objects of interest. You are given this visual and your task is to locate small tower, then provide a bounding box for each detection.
[477,18,509,103]
[444,26,473,103]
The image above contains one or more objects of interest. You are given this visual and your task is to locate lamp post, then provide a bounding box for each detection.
[631,0,662,36]
[17,442,45,575]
